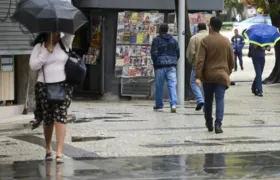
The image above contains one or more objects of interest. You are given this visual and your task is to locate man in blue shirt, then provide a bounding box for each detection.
[151,23,180,113]
[231,29,245,71]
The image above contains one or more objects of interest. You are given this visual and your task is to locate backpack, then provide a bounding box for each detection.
[59,40,87,85]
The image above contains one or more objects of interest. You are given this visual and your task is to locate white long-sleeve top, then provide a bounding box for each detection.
[29,33,75,83]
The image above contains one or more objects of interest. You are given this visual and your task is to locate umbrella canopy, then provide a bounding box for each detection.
[12,0,88,34]
[244,24,280,47]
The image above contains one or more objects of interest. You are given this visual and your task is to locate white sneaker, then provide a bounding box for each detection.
[153,106,163,112]
[171,106,177,113]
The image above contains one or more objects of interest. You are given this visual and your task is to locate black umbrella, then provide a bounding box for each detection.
[12,0,88,34]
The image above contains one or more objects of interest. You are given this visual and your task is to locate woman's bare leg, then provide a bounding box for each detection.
[44,124,54,153]
[55,122,66,157]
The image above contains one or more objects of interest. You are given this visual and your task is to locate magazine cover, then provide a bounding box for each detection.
[149,25,157,34]
[136,32,144,44]
[124,56,130,65]
[130,13,138,24]
[144,13,151,25]
[130,45,137,56]
[135,46,142,56]
[138,12,145,23]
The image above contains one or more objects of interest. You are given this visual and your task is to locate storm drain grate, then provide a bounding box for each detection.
[72,136,115,142]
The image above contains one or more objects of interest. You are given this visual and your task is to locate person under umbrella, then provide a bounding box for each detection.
[244,24,280,97]
[29,32,74,163]
[12,0,87,163]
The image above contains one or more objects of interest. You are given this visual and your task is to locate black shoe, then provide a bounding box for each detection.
[195,103,204,111]
[206,122,213,132]
[241,66,244,71]
[215,126,223,134]
[255,93,263,97]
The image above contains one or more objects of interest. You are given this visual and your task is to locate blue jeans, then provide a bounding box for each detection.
[190,68,204,104]
[252,56,265,94]
[203,83,226,127]
[155,67,178,108]
[234,51,243,71]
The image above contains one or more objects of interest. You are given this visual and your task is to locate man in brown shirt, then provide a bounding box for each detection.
[195,17,234,134]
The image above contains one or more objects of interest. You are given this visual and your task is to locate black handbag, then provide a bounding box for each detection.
[42,67,67,104]
[59,40,87,85]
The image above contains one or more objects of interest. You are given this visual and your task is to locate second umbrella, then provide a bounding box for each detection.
[244,24,280,47]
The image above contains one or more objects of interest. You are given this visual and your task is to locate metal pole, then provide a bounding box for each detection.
[177,0,185,106]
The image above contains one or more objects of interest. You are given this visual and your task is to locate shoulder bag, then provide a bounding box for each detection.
[42,67,67,104]
[59,40,87,85]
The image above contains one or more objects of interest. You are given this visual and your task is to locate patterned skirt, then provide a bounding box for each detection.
[34,82,73,125]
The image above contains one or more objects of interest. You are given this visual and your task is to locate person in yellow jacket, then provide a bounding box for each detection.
[186,23,208,111]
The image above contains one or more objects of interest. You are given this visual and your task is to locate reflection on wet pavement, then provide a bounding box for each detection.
[1,151,280,179]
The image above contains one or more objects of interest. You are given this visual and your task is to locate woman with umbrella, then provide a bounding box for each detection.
[12,0,87,163]
[29,32,75,163]
[244,24,280,97]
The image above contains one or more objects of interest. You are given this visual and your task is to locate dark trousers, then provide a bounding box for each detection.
[203,83,227,127]
[252,56,265,94]
[234,51,243,71]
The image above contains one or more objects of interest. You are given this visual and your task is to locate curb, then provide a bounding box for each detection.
[0,114,77,131]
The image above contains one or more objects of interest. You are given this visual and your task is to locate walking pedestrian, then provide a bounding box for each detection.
[187,23,208,111]
[151,23,180,113]
[231,29,245,71]
[196,17,234,134]
[248,44,269,97]
[29,32,74,163]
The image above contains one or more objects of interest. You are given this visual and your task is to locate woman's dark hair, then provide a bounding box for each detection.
[30,33,48,46]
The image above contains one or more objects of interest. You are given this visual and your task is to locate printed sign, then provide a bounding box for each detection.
[1,55,14,72]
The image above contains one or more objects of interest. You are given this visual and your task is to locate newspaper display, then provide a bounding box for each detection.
[115,12,164,77]
[115,12,212,77]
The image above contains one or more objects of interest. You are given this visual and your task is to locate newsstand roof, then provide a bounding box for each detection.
[72,0,224,11]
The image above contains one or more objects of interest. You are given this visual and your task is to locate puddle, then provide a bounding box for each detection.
[72,118,92,124]
[71,116,123,123]
[11,135,99,158]
[224,140,280,145]
[252,120,265,125]
[133,105,151,107]
[142,141,224,148]
[106,113,133,115]
[1,151,280,179]
[74,169,107,176]
[0,155,10,158]
[94,116,122,120]
[184,113,248,116]
[104,120,148,122]
[204,137,259,141]
[72,136,115,142]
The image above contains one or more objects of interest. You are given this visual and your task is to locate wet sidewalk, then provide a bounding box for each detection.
[1,151,280,179]
[0,54,279,179]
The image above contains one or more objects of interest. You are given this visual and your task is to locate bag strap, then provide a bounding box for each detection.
[42,66,47,84]
[59,40,71,54]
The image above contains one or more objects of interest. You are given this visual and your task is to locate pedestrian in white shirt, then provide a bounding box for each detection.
[29,32,74,163]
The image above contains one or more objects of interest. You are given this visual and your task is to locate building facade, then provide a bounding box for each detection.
[0,0,35,118]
